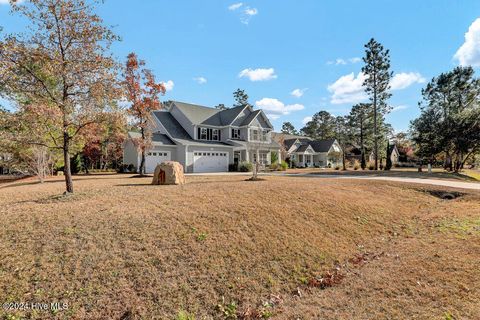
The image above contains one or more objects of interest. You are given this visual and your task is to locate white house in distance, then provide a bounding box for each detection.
[273,133,343,168]
[123,101,282,173]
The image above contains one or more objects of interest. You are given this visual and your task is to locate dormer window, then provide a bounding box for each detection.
[197,127,220,141]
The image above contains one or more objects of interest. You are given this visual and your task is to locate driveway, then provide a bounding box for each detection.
[187,171,480,191]
[268,172,480,191]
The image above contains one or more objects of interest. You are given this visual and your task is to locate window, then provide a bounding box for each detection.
[259,153,268,164]
[252,129,259,141]
[232,128,240,139]
[261,130,268,141]
[200,128,207,140]
[198,127,220,141]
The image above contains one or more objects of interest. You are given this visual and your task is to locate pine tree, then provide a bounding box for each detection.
[281,122,298,135]
[233,89,251,108]
[362,38,393,170]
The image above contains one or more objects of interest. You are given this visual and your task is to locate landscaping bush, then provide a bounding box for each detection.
[367,161,375,170]
[352,160,360,170]
[270,151,278,164]
[269,163,279,171]
[238,161,253,172]
[280,161,288,171]
[334,165,341,170]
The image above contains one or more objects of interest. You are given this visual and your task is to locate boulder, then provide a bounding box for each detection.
[152,161,186,185]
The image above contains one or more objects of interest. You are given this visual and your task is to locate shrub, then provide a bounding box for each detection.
[228,163,238,172]
[269,163,279,171]
[280,161,288,171]
[334,165,341,170]
[367,161,375,170]
[352,160,360,170]
[176,310,195,320]
[238,161,253,172]
[270,151,278,164]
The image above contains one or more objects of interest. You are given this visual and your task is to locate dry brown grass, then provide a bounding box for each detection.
[0,174,479,319]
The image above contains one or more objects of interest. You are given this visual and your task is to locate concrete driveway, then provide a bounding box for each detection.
[187,171,480,191]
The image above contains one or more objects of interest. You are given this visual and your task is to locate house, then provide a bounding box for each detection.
[273,133,343,168]
[369,144,400,165]
[123,101,282,173]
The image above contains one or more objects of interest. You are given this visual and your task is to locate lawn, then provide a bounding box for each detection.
[0,174,479,319]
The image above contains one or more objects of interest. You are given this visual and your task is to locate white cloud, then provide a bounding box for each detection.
[193,77,207,84]
[454,18,480,67]
[327,57,361,66]
[327,72,368,104]
[162,80,174,91]
[239,68,277,81]
[228,2,243,10]
[302,116,313,125]
[255,98,304,119]
[244,7,258,15]
[291,88,307,98]
[391,105,409,112]
[266,113,280,120]
[390,72,425,90]
[240,6,258,24]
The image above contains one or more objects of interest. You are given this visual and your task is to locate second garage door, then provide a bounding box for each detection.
[193,151,229,173]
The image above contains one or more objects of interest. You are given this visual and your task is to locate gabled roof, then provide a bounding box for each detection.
[152,111,191,140]
[296,144,313,152]
[240,109,262,126]
[173,101,219,125]
[309,139,337,153]
[171,101,250,127]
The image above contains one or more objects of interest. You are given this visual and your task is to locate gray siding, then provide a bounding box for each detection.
[123,140,139,167]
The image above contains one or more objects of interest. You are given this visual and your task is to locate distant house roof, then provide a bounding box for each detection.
[296,144,311,152]
[127,131,176,145]
[309,139,336,153]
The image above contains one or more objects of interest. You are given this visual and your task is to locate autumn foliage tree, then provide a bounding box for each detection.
[0,0,120,193]
[124,53,165,175]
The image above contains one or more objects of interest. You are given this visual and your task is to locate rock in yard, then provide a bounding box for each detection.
[152,161,186,185]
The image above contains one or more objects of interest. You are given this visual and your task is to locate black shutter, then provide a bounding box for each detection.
[197,127,201,140]
[231,128,234,138]
[218,130,221,141]
[207,128,211,140]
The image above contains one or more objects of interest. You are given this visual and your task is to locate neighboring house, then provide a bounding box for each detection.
[369,144,400,165]
[123,101,282,173]
[274,133,343,168]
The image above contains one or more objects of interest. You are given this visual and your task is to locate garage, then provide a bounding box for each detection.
[145,151,171,173]
[193,151,229,173]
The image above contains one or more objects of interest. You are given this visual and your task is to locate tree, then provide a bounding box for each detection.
[0,0,120,193]
[233,89,251,108]
[385,140,392,170]
[333,116,351,170]
[300,111,336,140]
[411,66,480,172]
[281,122,298,135]
[124,53,166,175]
[215,103,228,110]
[348,103,371,169]
[362,38,393,170]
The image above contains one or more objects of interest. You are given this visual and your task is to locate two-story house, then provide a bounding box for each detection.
[123,101,282,173]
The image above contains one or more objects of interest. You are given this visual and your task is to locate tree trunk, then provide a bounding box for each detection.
[342,150,347,170]
[139,127,146,175]
[63,132,74,193]
[360,118,366,170]
[444,152,452,171]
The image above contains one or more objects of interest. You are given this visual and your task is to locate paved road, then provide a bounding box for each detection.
[187,172,480,191]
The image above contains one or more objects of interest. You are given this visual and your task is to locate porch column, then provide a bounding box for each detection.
[278,149,281,164]
[245,150,249,162]
[256,149,260,164]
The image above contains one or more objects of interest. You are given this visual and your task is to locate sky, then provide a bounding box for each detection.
[1,0,480,132]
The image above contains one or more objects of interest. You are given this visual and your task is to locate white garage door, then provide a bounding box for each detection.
[193,151,229,173]
[145,151,171,173]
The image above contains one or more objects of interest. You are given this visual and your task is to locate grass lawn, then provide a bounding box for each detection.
[1,174,479,319]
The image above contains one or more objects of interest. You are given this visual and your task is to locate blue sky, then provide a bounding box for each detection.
[1,0,480,132]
